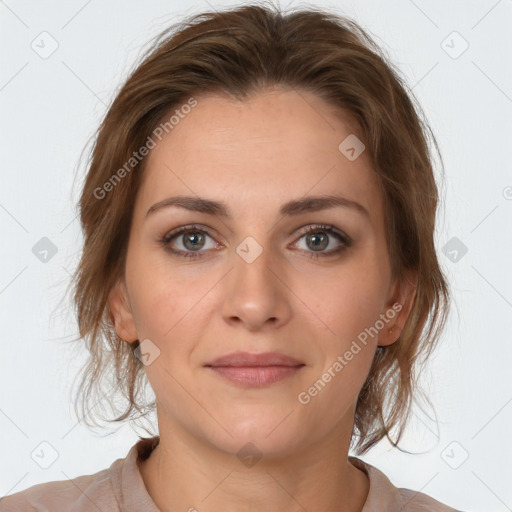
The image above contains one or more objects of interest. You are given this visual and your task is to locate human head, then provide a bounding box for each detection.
[71,2,449,455]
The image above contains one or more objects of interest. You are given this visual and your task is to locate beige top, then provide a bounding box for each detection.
[0,436,460,511]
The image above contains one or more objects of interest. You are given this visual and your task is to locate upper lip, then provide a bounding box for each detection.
[205,351,304,367]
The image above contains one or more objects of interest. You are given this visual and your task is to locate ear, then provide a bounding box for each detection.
[108,277,139,343]
[378,269,417,347]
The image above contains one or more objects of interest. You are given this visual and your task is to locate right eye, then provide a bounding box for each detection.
[160,224,221,259]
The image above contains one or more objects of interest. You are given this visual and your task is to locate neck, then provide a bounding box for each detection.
[138,419,369,512]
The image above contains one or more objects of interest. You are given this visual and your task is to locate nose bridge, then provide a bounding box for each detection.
[221,231,291,329]
[232,232,278,295]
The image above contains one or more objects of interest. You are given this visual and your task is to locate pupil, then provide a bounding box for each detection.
[309,232,327,250]
[185,231,204,250]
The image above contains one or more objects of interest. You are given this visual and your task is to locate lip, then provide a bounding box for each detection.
[205,351,304,367]
[205,351,305,388]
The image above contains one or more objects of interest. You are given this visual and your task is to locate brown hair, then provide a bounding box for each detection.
[69,1,449,454]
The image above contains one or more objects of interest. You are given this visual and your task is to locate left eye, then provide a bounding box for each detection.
[292,225,351,257]
[160,223,352,259]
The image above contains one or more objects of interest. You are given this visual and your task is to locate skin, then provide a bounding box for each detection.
[109,86,417,512]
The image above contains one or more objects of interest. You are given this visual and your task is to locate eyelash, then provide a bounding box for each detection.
[159,223,353,260]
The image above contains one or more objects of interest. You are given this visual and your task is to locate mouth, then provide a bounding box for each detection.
[204,351,305,388]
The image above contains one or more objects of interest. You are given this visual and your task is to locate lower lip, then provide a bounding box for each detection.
[207,365,304,387]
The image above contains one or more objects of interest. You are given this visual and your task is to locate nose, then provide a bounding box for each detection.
[221,237,292,332]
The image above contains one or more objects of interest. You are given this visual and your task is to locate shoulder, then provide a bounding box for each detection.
[0,466,116,512]
[349,456,462,512]
[398,487,462,511]
[0,437,159,512]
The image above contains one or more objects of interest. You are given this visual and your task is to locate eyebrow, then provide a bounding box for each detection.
[145,194,369,220]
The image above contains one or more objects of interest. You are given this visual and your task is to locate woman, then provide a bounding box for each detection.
[0,3,461,511]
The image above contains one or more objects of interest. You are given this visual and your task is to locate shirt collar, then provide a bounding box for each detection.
[110,436,405,512]
[349,455,405,511]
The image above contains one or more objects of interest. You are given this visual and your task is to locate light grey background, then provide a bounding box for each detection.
[1,1,511,511]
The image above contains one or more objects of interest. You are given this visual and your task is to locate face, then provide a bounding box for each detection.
[109,86,415,458]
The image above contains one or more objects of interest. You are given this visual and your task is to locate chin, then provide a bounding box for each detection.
[210,412,305,459]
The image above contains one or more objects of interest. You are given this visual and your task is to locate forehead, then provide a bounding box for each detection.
[135,87,382,220]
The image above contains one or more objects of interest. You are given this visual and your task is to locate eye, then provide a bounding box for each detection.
[159,223,352,260]
[291,224,352,259]
[160,224,220,259]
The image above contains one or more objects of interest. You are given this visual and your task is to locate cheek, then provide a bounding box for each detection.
[131,285,203,343]
[125,248,192,334]
[296,340,375,429]
[126,257,221,367]
[302,260,388,345]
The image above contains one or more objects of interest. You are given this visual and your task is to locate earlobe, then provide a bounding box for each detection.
[379,270,417,347]
[108,278,139,343]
